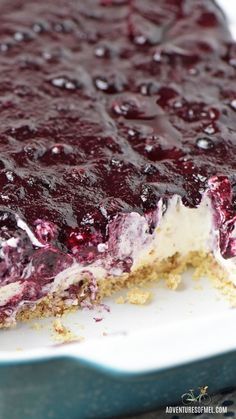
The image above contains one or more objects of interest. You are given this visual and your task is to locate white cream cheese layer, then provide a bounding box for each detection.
[113,195,213,272]
[114,195,236,283]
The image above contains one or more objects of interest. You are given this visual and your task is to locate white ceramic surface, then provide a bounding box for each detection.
[0,0,236,374]
[0,270,236,373]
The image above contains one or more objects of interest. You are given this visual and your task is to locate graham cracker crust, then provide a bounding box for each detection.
[4,250,233,328]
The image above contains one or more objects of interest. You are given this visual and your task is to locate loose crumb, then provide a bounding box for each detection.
[165,274,182,290]
[115,296,126,304]
[116,289,152,305]
[52,319,84,343]
[126,288,152,305]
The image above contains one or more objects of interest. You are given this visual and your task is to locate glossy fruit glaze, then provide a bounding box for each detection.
[0,0,236,320]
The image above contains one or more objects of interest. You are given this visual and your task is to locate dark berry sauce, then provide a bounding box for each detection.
[0,0,235,320]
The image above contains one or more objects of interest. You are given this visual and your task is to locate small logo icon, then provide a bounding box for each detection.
[181,386,211,405]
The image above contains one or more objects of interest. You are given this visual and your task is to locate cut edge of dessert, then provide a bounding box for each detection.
[3,176,236,328]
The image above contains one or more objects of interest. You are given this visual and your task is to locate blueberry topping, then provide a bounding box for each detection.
[0,0,235,320]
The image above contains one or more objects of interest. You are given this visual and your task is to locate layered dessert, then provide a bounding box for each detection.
[0,0,236,327]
